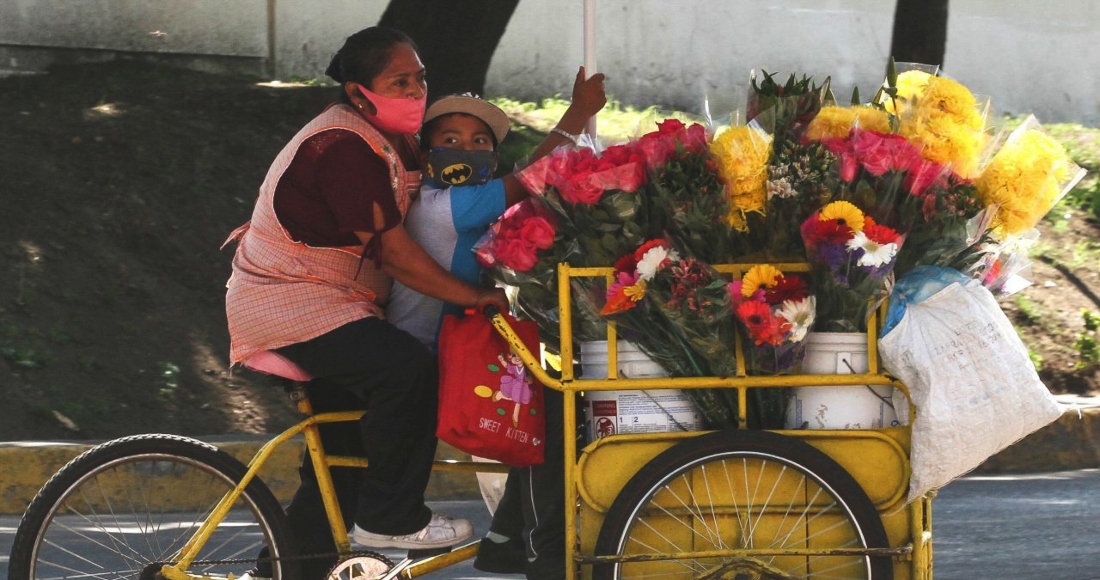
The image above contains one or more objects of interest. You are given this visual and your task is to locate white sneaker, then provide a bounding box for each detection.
[351,512,473,550]
[235,570,269,580]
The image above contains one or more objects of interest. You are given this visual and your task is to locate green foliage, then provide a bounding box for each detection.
[492,97,696,147]
[1013,295,1043,326]
[1028,348,1044,372]
[156,361,180,398]
[1,322,51,369]
[1,346,48,369]
[1075,309,1100,369]
[1060,175,1100,218]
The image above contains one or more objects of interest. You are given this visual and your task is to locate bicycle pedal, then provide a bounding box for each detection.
[406,546,453,559]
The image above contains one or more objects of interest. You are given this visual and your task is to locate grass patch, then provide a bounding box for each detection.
[1013,295,1044,325]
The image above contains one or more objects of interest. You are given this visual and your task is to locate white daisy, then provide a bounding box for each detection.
[636,246,677,281]
[846,231,898,268]
[778,296,816,342]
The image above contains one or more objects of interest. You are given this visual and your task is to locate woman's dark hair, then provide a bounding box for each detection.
[326,26,418,104]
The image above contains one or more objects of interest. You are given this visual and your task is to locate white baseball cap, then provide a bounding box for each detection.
[423,93,510,143]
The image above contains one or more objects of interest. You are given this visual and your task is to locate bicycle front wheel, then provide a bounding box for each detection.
[593,430,892,580]
[8,434,299,580]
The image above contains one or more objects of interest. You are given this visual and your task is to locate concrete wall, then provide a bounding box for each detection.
[1,0,1097,125]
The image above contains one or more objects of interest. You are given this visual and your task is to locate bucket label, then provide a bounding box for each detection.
[585,390,702,442]
[591,400,618,416]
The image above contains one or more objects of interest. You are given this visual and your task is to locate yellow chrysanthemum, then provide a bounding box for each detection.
[710,126,772,228]
[880,70,933,115]
[742,264,784,298]
[890,73,987,177]
[918,76,980,122]
[819,200,866,231]
[901,114,985,177]
[805,106,890,141]
[976,128,1079,236]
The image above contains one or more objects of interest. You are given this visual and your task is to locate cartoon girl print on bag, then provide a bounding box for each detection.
[492,350,534,427]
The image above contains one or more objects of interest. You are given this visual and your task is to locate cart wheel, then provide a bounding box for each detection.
[593,430,893,580]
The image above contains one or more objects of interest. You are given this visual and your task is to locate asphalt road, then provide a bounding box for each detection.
[2,469,1098,580]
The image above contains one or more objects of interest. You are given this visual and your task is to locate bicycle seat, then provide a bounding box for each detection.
[242,350,313,382]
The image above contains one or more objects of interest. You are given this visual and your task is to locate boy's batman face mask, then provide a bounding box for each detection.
[425,147,499,188]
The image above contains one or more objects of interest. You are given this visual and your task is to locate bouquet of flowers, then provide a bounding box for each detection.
[729,264,817,429]
[730,264,816,373]
[801,200,903,332]
[747,70,833,147]
[968,114,1087,294]
[476,139,653,346]
[879,67,991,179]
[707,122,774,255]
[475,196,575,345]
[598,239,742,428]
[642,119,741,264]
[975,115,1086,239]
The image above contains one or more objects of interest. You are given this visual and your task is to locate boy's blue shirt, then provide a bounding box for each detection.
[385,179,506,350]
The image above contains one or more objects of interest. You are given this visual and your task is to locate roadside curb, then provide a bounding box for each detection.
[2,400,1097,516]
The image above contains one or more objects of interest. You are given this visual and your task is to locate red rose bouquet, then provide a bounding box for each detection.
[475,196,579,345]
[641,119,741,263]
[478,137,658,348]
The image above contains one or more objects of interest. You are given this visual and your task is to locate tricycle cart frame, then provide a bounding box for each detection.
[6,262,931,580]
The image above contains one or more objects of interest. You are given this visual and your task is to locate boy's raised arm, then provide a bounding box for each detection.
[501,66,606,205]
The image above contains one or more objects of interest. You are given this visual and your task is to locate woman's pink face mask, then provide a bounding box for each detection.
[357,85,426,136]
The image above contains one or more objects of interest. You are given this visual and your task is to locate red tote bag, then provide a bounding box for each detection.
[436,311,545,467]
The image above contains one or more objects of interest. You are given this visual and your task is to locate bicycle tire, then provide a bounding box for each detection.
[593,430,893,580]
[7,433,301,580]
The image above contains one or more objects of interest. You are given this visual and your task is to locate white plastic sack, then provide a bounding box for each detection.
[879,278,1063,503]
[471,455,508,515]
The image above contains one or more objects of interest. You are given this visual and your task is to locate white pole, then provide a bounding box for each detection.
[583,0,597,139]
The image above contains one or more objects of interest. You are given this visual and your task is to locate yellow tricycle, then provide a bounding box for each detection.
[6,262,930,580]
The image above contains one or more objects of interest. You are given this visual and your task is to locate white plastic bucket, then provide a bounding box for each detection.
[783,332,900,430]
[580,341,702,441]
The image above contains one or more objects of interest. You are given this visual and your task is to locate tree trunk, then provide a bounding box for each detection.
[889,0,950,68]
[379,0,520,100]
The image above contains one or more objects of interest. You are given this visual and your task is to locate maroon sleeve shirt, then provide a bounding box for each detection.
[273,129,402,249]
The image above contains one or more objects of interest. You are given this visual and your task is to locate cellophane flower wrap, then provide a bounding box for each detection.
[881,69,991,179]
[975,115,1086,238]
[596,239,742,428]
[475,196,575,345]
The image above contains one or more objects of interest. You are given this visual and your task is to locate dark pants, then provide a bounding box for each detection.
[273,317,439,579]
[481,388,581,580]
